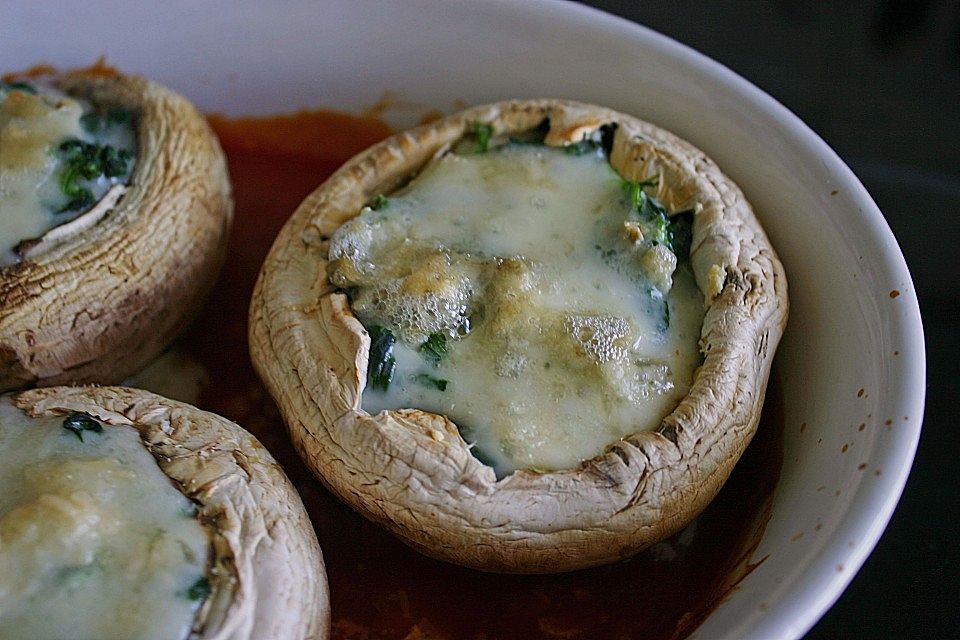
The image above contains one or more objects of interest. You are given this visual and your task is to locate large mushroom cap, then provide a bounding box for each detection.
[0,69,233,391]
[14,385,330,639]
[250,99,788,573]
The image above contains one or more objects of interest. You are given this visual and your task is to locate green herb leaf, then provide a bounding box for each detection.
[471,121,493,153]
[56,138,132,213]
[184,576,211,602]
[367,325,397,391]
[62,412,103,442]
[370,194,389,211]
[418,332,448,365]
[638,191,671,248]
[1,80,37,94]
[621,176,661,208]
[415,373,448,391]
[100,146,132,177]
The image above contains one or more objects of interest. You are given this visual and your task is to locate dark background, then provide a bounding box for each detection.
[580,1,959,637]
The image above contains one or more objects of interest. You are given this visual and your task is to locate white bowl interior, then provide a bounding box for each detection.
[2,2,925,637]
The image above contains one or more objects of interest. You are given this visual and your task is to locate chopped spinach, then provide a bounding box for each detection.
[370,194,389,211]
[418,332,448,365]
[622,177,691,253]
[415,373,448,391]
[1,80,36,94]
[638,191,671,248]
[184,576,211,602]
[471,121,493,153]
[367,325,397,391]
[621,176,661,208]
[62,412,103,442]
[56,138,132,213]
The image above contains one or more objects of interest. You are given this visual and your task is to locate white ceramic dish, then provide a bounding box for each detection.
[2,1,924,638]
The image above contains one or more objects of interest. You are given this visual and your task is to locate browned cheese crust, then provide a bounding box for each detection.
[0,70,233,391]
[249,99,789,573]
[14,385,330,639]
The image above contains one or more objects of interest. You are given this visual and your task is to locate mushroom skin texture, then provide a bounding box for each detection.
[0,69,233,391]
[249,99,788,573]
[14,385,330,640]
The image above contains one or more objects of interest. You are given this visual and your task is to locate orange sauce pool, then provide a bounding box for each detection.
[184,110,784,640]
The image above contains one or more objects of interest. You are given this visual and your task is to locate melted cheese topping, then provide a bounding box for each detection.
[329,143,705,475]
[0,82,135,266]
[0,397,209,640]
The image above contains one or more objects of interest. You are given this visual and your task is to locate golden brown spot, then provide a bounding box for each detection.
[800,422,807,433]
[841,444,849,453]
[858,423,866,432]
[857,388,864,398]
[889,289,900,299]
[830,189,839,196]
[858,463,867,471]
[791,532,804,542]
[621,220,644,244]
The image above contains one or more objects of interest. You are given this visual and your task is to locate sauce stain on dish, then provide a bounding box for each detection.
[177,109,785,640]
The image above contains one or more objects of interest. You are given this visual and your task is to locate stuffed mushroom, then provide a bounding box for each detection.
[250,99,788,573]
[2,385,329,639]
[0,69,232,391]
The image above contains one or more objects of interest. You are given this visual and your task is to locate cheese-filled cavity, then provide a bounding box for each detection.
[328,140,705,475]
[0,80,136,265]
[0,397,209,640]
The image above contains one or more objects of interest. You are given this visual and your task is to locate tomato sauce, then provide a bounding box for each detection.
[185,111,785,640]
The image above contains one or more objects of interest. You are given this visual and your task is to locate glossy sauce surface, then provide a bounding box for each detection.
[198,110,784,640]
